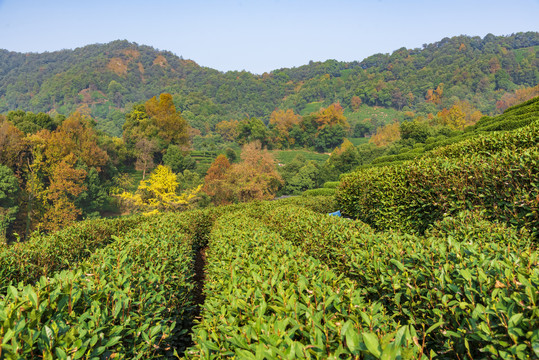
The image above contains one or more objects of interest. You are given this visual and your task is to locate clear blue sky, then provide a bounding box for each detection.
[1,0,538,74]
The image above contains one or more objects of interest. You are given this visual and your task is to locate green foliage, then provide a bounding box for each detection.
[185,212,422,358]
[357,96,539,169]
[272,149,329,164]
[338,142,539,237]
[75,167,109,218]
[2,33,538,136]
[400,120,432,143]
[302,187,335,197]
[0,165,19,241]
[470,96,539,132]
[236,117,270,147]
[323,181,339,189]
[259,205,539,358]
[272,195,338,213]
[0,215,144,291]
[7,110,56,134]
[0,209,221,358]
[0,189,537,358]
[163,144,196,173]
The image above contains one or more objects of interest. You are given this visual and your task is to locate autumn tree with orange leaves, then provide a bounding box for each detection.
[123,93,190,151]
[269,109,302,148]
[203,142,282,204]
[1,112,111,238]
[225,142,283,202]
[369,122,401,147]
[203,154,232,205]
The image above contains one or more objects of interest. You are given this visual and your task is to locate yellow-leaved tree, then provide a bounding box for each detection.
[119,165,201,215]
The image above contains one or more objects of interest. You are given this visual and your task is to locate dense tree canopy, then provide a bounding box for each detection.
[0,33,537,135]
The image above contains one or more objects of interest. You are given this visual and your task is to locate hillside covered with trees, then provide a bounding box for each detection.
[1,32,538,138]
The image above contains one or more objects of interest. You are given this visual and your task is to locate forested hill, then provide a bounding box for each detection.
[1,32,538,136]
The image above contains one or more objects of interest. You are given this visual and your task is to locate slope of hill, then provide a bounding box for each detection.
[1,33,538,136]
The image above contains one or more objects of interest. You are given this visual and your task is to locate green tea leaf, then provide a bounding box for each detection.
[362,332,382,358]
[389,259,405,272]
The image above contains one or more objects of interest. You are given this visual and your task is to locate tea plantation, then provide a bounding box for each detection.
[1,103,538,358]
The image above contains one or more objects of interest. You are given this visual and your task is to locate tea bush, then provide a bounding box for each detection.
[338,145,539,237]
[260,205,539,358]
[302,188,335,197]
[185,211,422,359]
[0,215,145,292]
[0,211,204,359]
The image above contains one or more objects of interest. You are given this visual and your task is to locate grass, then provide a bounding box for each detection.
[271,149,329,164]
[300,101,324,116]
[345,105,404,126]
[348,137,369,146]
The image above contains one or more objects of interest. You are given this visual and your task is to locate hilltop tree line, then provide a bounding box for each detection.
[0,33,537,138]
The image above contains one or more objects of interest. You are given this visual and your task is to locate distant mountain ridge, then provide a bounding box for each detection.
[1,32,538,136]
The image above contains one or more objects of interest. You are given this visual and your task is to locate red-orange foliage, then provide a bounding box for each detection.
[496,85,539,112]
[203,154,232,205]
[203,143,283,204]
[42,112,109,171]
[225,142,283,202]
[0,119,26,169]
[425,83,444,105]
[41,157,87,232]
[351,96,362,112]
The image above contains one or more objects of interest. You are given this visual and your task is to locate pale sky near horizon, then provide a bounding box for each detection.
[1,0,538,74]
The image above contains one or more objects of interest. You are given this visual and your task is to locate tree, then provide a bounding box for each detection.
[284,161,319,195]
[237,117,270,147]
[107,80,127,107]
[269,109,302,147]
[76,167,108,218]
[351,96,362,112]
[314,103,348,130]
[123,93,190,150]
[225,142,283,202]
[119,165,201,215]
[215,120,239,142]
[163,144,196,173]
[0,165,19,241]
[145,93,190,148]
[496,84,539,112]
[203,154,232,205]
[135,138,158,180]
[7,110,55,134]
[369,122,401,147]
[41,158,87,232]
[47,112,109,170]
[400,120,431,143]
[0,120,26,169]
[323,139,361,176]
[425,83,443,105]
[314,124,347,152]
[436,101,479,130]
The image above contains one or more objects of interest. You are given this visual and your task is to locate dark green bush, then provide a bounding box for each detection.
[338,146,539,237]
